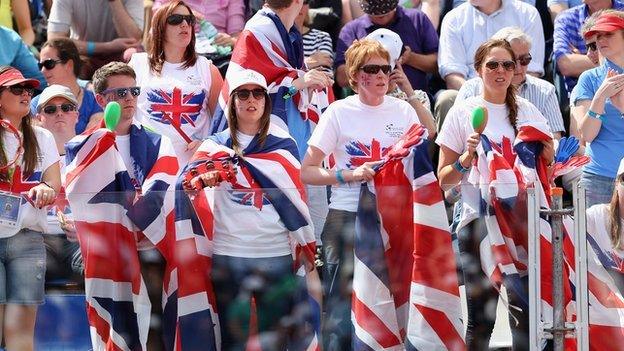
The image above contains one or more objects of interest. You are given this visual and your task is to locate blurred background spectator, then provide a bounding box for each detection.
[295,0,335,76]
[0,25,45,87]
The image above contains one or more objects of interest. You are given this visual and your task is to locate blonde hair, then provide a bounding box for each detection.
[344,39,390,90]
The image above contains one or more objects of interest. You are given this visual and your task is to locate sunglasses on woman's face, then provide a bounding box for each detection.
[43,103,76,115]
[235,88,266,101]
[3,85,35,96]
[586,42,597,52]
[166,14,195,26]
[38,58,63,70]
[484,60,516,71]
[516,54,532,67]
[101,86,141,100]
[360,64,392,75]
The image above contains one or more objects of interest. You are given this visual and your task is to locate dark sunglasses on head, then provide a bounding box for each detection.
[516,54,532,67]
[101,86,141,100]
[38,58,64,70]
[485,60,516,71]
[235,88,266,101]
[43,103,76,115]
[586,42,597,52]
[166,14,195,26]
[3,85,35,96]
[361,64,392,75]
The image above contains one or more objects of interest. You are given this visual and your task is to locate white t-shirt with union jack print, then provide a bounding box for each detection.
[129,53,214,167]
[308,95,419,212]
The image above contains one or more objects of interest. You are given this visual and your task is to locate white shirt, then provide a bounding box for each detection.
[115,134,137,181]
[0,127,60,237]
[129,53,214,167]
[308,95,419,212]
[438,0,545,79]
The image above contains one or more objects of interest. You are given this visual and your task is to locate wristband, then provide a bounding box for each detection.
[335,169,346,184]
[86,41,96,56]
[282,85,298,100]
[587,109,605,122]
[452,159,470,174]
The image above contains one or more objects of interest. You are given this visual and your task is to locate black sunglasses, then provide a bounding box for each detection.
[166,14,195,26]
[38,58,64,70]
[361,64,392,75]
[101,86,141,100]
[43,103,76,115]
[586,42,597,52]
[516,54,532,67]
[485,60,516,71]
[3,85,35,96]
[235,88,266,101]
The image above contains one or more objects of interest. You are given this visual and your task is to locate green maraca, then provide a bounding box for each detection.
[471,106,488,134]
[103,101,121,131]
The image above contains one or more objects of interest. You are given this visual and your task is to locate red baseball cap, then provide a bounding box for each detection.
[0,67,40,89]
[584,14,624,38]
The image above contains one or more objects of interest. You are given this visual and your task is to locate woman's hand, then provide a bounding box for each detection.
[350,161,382,182]
[305,51,333,70]
[389,62,413,96]
[466,132,480,156]
[598,70,624,112]
[293,69,334,91]
[29,183,56,209]
[183,170,222,192]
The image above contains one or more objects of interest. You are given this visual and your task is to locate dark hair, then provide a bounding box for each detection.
[226,89,272,154]
[41,38,82,77]
[147,1,197,76]
[265,0,295,10]
[609,177,623,249]
[92,62,137,94]
[474,39,518,129]
[0,66,40,179]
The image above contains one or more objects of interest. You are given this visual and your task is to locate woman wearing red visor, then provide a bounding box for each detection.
[0,66,61,349]
[576,12,624,207]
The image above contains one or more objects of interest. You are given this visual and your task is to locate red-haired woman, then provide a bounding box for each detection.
[129,0,223,166]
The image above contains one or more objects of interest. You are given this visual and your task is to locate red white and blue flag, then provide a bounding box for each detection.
[352,124,464,350]
[209,7,332,135]
[173,123,319,350]
[64,126,179,351]
[146,87,205,144]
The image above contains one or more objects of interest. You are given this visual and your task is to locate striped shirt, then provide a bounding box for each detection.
[553,1,624,94]
[303,28,333,58]
[455,75,566,133]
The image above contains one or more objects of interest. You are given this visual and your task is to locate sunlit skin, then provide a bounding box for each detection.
[38,96,78,134]
[355,55,390,106]
[95,75,138,135]
[477,47,514,104]
[596,30,624,61]
[233,83,266,135]
[164,5,193,52]
[0,86,31,125]
[510,40,530,86]
[39,46,75,86]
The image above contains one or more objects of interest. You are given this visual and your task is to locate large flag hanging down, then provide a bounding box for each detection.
[173,123,319,351]
[352,124,464,350]
[64,126,178,351]
[209,7,332,135]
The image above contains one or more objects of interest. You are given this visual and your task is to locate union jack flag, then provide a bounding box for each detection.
[346,139,389,168]
[209,7,332,136]
[64,125,179,350]
[147,87,205,144]
[352,124,464,350]
[173,123,319,350]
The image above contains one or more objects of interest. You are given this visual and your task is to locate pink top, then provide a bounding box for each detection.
[154,0,245,34]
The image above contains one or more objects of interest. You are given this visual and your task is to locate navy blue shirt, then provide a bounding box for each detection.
[335,6,438,93]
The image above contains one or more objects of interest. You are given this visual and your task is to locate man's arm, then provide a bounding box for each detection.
[48,31,140,55]
[12,0,35,46]
[108,0,143,40]
[402,50,437,73]
[548,3,568,22]
[443,73,465,91]
[557,53,596,78]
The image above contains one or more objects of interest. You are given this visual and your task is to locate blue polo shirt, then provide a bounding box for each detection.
[335,6,438,93]
[574,60,624,178]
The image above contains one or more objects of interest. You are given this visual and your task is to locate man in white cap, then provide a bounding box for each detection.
[35,84,84,283]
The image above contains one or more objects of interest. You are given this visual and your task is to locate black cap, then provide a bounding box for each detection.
[358,0,398,15]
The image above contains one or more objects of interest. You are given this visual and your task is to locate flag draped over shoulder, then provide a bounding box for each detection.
[352,124,464,350]
[173,123,319,350]
[64,126,178,351]
[209,8,331,135]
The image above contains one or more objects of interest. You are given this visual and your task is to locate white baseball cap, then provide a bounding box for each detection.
[228,69,268,96]
[36,84,78,112]
[367,28,402,69]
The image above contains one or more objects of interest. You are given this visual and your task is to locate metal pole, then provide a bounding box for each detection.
[550,187,565,351]
[527,186,542,351]
[573,184,589,351]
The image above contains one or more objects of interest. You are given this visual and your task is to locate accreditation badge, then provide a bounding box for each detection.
[0,191,21,228]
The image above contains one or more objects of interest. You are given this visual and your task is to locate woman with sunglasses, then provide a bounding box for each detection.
[33,38,103,134]
[0,66,61,350]
[301,39,421,350]
[129,0,223,167]
[437,39,554,349]
[575,12,624,207]
[182,69,318,350]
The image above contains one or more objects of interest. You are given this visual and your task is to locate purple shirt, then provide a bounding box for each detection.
[335,6,439,92]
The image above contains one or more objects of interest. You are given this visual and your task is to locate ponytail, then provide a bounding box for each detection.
[505,83,518,130]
